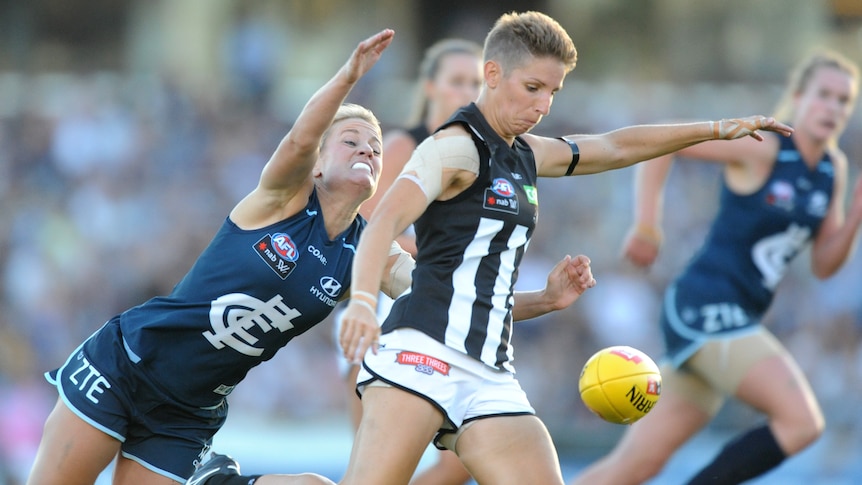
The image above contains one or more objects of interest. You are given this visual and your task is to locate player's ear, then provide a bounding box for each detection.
[484,60,501,89]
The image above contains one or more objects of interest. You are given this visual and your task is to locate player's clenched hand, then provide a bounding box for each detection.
[712,116,793,141]
[339,299,381,365]
[543,254,596,311]
[342,29,394,84]
[622,224,662,268]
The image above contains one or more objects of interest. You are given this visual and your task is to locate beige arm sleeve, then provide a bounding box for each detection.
[381,241,414,298]
[397,135,480,204]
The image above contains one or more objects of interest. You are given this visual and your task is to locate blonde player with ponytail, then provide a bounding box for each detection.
[574,51,862,485]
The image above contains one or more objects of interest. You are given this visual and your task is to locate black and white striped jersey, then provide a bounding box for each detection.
[382,103,539,372]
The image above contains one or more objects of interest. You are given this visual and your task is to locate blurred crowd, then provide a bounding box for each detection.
[2,2,862,483]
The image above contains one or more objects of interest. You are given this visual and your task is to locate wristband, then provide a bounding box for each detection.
[710,120,720,140]
[351,299,377,314]
[633,223,663,245]
[351,290,378,304]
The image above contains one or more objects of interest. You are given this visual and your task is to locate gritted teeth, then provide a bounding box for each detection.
[351,162,372,173]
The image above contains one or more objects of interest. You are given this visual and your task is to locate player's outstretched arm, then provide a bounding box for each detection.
[531,115,793,177]
[262,29,394,190]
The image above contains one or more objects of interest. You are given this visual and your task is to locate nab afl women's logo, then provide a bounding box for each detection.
[271,233,299,261]
[491,178,515,197]
[484,177,520,215]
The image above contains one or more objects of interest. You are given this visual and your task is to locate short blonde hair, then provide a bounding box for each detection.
[773,50,860,123]
[321,103,381,147]
[483,11,578,74]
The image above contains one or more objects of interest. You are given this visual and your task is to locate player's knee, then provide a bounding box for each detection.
[795,406,825,451]
[773,403,825,454]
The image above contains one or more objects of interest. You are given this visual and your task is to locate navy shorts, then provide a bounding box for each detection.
[47,317,227,482]
[660,283,764,369]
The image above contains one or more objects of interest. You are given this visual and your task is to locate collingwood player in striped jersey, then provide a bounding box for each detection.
[335,11,794,485]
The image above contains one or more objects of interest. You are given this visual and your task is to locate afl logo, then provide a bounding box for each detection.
[491,178,515,197]
[319,276,342,297]
[271,233,299,261]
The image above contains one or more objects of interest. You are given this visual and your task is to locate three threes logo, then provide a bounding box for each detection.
[396,351,451,376]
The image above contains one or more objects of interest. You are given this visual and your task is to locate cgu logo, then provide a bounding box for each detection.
[271,233,299,261]
[491,178,515,197]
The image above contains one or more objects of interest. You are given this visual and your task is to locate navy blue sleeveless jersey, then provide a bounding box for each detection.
[663,134,834,363]
[383,103,540,372]
[120,189,363,407]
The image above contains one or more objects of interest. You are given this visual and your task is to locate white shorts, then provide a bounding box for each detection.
[357,328,534,450]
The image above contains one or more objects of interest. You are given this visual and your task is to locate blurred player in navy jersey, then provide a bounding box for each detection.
[573,51,862,485]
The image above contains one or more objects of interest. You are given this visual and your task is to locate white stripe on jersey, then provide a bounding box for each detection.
[444,217,530,369]
[483,223,529,367]
[445,218,502,353]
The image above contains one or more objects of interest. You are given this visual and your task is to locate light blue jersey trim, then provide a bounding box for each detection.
[121,451,186,483]
[47,320,126,442]
[55,385,125,442]
[123,336,142,363]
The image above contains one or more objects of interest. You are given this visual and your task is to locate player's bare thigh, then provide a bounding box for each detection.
[341,385,444,485]
[27,398,120,485]
[455,415,564,485]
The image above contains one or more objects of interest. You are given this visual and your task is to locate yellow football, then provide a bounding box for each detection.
[579,345,662,424]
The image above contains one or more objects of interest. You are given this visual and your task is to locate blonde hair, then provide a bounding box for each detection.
[406,38,483,126]
[773,50,860,123]
[321,103,381,147]
[483,11,578,75]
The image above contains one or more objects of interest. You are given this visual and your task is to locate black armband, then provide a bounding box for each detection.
[559,137,580,176]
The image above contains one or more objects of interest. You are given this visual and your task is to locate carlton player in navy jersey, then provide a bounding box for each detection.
[574,52,862,485]
[26,30,402,485]
[332,11,793,485]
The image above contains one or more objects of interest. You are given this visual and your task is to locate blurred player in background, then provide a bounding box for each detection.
[572,51,862,485]
[26,29,398,485]
[335,10,792,485]
[335,37,482,485]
